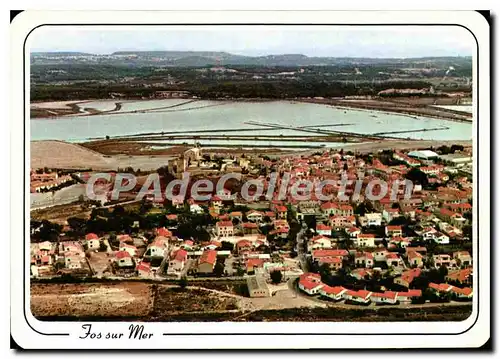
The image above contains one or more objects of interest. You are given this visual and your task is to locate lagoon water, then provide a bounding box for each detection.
[30,100,473,147]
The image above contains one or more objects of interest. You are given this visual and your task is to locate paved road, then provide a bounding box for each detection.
[295,226,309,273]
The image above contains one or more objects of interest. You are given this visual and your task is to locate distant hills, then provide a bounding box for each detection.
[31,50,472,68]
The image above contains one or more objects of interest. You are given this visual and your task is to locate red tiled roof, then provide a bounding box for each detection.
[407,250,423,259]
[236,239,253,248]
[85,233,98,240]
[299,278,324,291]
[371,291,398,300]
[347,289,371,299]
[300,272,321,282]
[321,202,339,210]
[156,227,172,237]
[136,261,151,272]
[217,221,233,228]
[320,285,346,295]
[386,225,402,231]
[172,249,188,262]
[313,249,348,258]
[397,290,421,298]
[385,253,400,260]
[400,268,422,284]
[316,224,332,231]
[451,287,473,296]
[357,233,375,239]
[429,282,452,292]
[116,251,131,259]
[246,258,264,269]
[199,250,217,266]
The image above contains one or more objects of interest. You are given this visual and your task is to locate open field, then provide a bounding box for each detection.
[31,281,472,322]
[31,202,90,224]
[151,286,240,320]
[31,282,154,318]
[31,140,174,171]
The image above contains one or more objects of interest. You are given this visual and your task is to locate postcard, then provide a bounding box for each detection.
[10,10,490,349]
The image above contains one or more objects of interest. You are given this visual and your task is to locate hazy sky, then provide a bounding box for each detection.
[29,25,475,58]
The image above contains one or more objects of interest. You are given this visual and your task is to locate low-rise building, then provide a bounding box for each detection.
[85,233,100,250]
[453,251,472,267]
[385,225,403,237]
[394,268,422,288]
[168,249,188,274]
[355,233,376,247]
[319,285,347,301]
[359,212,382,227]
[407,250,424,268]
[298,273,323,295]
[216,221,234,238]
[345,289,372,304]
[355,251,374,268]
[247,275,271,297]
[371,291,398,305]
[397,289,423,303]
[115,251,134,268]
[197,250,217,274]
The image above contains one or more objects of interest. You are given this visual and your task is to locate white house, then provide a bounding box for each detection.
[370,291,398,305]
[168,249,188,274]
[319,285,347,301]
[346,227,362,238]
[355,252,374,268]
[361,212,382,227]
[147,236,169,257]
[345,290,372,304]
[354,234,376,247]
[115,251,134,267]
[298,273,323,295]
[433,232,450,244]
[64,255,82,269]
[216,221,234,238]
[385,253,404,268]
[316,223,332,237]
[397,289,422,303]
[368,251,385,264]
[85,233,100,250]
[307,235,332,251]
[119,242,138,257]
[246,210,264,223]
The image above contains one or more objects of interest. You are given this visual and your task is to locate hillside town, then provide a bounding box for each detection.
[30,142,474,308]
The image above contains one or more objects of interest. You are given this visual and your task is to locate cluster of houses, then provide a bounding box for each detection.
[30,170,73,193]
[31,146,474,306]
[30,240,87,276]
[298,272,423,305]
[298,270,472,305]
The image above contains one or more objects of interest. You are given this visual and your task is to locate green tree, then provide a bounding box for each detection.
[99,241,108,252]
[214,262,225,277]
[405,168,429,187]
[236,267,245,276]
[178,276,188,289]
[270,270,283,284]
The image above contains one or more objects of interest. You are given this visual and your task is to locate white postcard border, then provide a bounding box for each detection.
[10,10,490,349]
